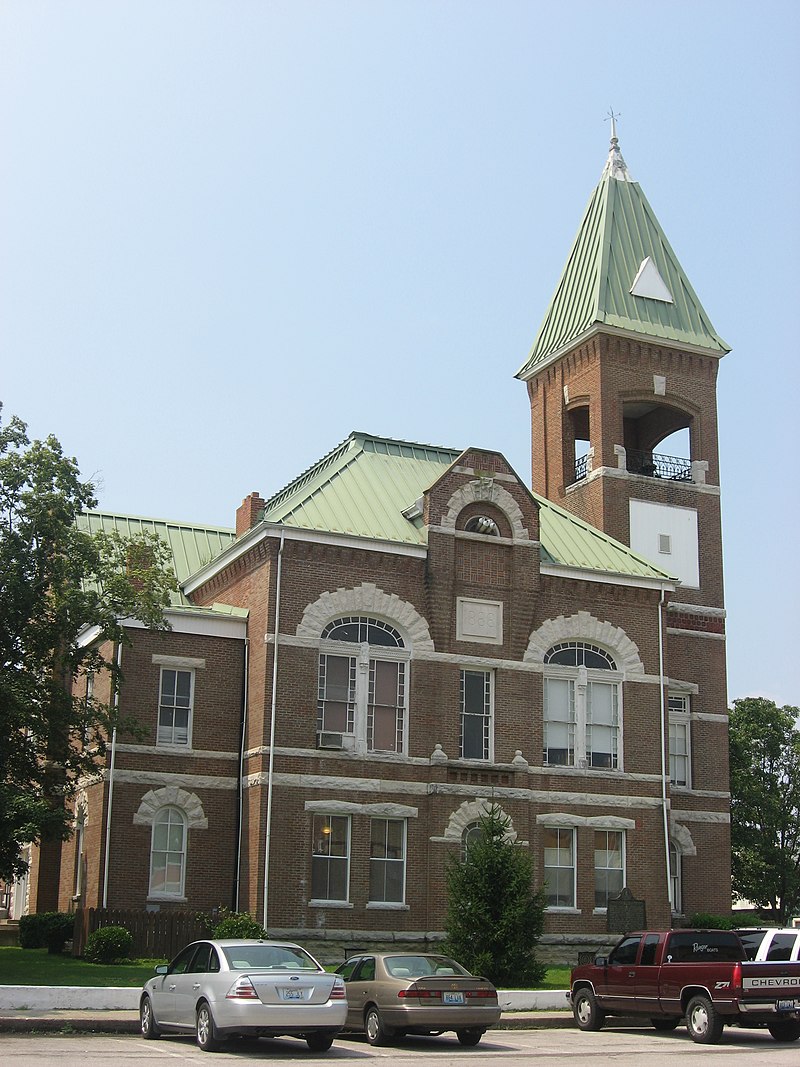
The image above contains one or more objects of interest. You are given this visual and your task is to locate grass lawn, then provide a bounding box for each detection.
[0,947,162,987]
[0,946,571,990]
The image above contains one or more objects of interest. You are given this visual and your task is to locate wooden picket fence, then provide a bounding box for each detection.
[72,907,211,960]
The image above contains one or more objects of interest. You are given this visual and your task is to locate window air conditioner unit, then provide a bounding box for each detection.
[317,731,344,750]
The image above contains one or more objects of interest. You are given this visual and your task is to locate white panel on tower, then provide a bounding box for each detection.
[629,499,699,588]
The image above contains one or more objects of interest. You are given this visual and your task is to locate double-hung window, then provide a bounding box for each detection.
[150,807,187,898]
[311,814,350,902]
[317,617,408,754]
[543,643,620,769]
[460,669,492,760]
[668,693,691,787]
[594,829,624,909]
[157,668,193,746]
[369,817,406,904]
[543,826,575,908]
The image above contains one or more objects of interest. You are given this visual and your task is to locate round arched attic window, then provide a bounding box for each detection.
[465,515,500,537]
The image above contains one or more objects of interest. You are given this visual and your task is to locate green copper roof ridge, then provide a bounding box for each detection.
[82,509,235,534]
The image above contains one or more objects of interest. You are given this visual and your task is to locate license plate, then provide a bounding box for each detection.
[777,999,800,1012]
[442,992,464,1005]
[282,989,303,1000]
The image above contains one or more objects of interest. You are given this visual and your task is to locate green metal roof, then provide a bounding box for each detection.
[77,512,238,609]
[517,135,729,377]
[263,431,674,582]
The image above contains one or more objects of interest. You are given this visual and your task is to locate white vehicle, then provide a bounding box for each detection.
[735,928,800,963]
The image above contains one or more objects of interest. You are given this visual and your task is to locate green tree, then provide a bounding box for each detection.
[0,407,177,881]
[443,805,546,986]
[729,696,800,924]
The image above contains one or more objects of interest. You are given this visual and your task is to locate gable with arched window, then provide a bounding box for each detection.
[317,616,409,754]
[543,641,621,769]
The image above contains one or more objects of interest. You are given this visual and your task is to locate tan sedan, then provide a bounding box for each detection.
[335,951,500,1047]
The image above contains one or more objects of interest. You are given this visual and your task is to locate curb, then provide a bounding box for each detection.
[0,1009,576,1035]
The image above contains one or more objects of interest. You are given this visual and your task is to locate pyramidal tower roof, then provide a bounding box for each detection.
[516,122,729,378]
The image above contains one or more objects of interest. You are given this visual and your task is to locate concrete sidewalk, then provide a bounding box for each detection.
[0,1007,576,1034]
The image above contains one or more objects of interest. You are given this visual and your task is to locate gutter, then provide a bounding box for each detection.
[233,637,249,913]
[263,530,285,928]
[657,584,672,910]
[101,641,123,909]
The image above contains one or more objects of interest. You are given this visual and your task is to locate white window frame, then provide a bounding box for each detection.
[157,667,195,748]
[542,826,576,910]
[543,657,622,770]
[368,817,407,905]
[148,806,187,900]
[459,668,494,761]
[593,828,625,911]
[317,618,410,756]
[310,813,351,904]
[669,841,683,914]
[668,693,691,788]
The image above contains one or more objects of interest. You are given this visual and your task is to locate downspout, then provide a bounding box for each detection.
[263,530,285,928]
[102,640,122,909]
[657,584,672,911]
[233,636,249,913]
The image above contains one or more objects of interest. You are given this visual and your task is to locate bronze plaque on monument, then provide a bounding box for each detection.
[606,886,647,934]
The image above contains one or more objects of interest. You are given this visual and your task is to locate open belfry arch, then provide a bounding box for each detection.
[29,126,732,962]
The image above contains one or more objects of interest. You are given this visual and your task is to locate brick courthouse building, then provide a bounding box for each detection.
[25,133,733,955]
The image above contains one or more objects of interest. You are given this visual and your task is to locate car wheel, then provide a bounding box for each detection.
[306,1031,336,1052]
[651,1016,681,1031]
[572,988,605,1031]
[685,995,724,1044]
[140,995,160,1040]
[364,1005,393,1046]
[196,1001,222,1053]
[456,1028,483,1046]
[768,1020,800,1042]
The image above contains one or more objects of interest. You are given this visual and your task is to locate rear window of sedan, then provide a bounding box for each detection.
[385,955,471,978]
[221,945,322,971]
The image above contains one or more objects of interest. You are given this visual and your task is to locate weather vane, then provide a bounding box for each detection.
[605,107,621,141]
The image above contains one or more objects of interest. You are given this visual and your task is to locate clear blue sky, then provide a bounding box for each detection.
[1,1,798,707]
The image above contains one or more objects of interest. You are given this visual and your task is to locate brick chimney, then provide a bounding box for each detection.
[236,492,266,536]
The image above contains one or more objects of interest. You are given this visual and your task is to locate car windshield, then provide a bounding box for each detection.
[221,944,322,971]
[384,955,471,978]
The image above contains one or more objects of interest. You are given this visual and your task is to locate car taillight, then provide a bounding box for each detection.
[466,989,497,999]
[330,978,347,999]
[731,962,742,992]
[398,988,441,999]
[226,975,259,1000]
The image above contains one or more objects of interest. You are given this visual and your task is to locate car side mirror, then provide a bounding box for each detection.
[594,956,608,967]
[154,964,168,975]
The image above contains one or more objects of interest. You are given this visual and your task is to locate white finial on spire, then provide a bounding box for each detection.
[602,108,633,182]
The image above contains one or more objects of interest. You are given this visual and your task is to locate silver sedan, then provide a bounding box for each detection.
[139,938,347,1052]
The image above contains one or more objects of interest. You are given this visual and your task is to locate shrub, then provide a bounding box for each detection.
[211,909,267,940]
[688,912,736,930]
[19,912,74,952]
[84,925,133,964]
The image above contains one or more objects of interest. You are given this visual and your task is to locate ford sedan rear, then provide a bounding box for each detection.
[140,938,346,1052]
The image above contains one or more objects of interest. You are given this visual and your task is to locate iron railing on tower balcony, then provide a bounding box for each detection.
[626,449,692,481]
[574,454,589,481]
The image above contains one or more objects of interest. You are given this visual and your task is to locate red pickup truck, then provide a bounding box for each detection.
[569,929,800,1044]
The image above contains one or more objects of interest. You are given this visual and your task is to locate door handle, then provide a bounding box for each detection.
[192,983,201,990]
[168,984,176,991]
[628,971,635,978]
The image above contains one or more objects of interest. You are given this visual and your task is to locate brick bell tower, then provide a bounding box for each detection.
[516,122,729,614]
[517,122,732,914]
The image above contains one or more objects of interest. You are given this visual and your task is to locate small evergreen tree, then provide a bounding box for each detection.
[443,804,546,987]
